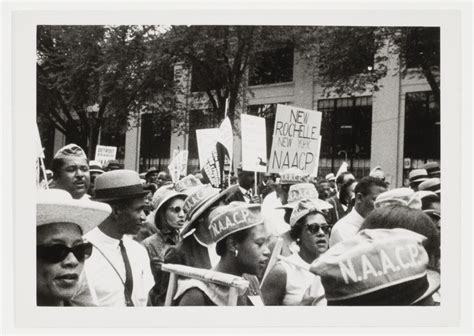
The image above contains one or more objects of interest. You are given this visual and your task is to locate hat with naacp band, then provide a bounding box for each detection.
[208,202,263,244]
[279,167,309,185]
[180,184,221,237]
[290,198,333,227]
[422,162,440,177]
[374,188,422,210]
[408,169,429,184]
[418,178,440,195]
[278,183,332,211]
[309,228,440,305]
[89,160,104,175]
[174,174,203,196]
[37,189,111,234]
[92,170,149,202]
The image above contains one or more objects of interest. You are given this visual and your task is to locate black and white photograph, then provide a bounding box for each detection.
[2,1,472,334]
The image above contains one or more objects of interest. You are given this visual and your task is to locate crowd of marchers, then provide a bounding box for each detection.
[36,143,441,306]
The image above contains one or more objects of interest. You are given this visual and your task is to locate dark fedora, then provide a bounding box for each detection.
[93,170,149,202]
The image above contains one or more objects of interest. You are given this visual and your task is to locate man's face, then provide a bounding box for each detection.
[54,157,90,199]
[238,171,254,190]
[356,185,387,218]
[117,197,146,235]
[317,182,331,200]
[148,172,159,184]
[156,173,167,187]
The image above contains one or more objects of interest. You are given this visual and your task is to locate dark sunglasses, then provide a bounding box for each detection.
[306,224,331,235]
[37,242,93,264]
[168,206,183,214]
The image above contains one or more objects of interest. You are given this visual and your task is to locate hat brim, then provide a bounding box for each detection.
[90,169,104,174]
[412,268,440,304]
[410,177,429,184]
[151,192,187,226]
[180,188,228,237]
[37,200,111,234]
[92,190,150,202]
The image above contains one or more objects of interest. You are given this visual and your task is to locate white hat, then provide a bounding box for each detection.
[37,189,112,234]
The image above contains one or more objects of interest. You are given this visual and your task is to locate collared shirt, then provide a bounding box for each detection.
[329,208,365,247]
[71,227,154,307]
[239,186,251,203]
[142,227,180,283]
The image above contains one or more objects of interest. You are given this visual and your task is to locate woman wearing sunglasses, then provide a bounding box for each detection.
[36,189,112,306]
[261,198,330,305]
[141,185,187,304]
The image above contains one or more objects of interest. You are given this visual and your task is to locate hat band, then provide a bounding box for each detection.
[94,184,145,200]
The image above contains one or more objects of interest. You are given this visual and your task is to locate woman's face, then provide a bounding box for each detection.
[164,197,186,229]
[37,222,85,305]
[235,224,270,277]
[299,213,330,258]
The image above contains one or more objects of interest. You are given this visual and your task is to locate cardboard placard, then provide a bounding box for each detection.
[94,145,117,166]
[268,104,322,174]
[241,114,267,172]
[168,149,188,183]
[196,128,219,169]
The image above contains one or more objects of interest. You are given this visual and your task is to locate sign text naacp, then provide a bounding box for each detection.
[269,104,322,174]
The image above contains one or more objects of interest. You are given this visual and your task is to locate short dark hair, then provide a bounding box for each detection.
[143,183,157,195]
[354,176,387,197]
[421,194,440,210]
[336,171,353,185]
[215,227,251,257]
[51,157,66,179]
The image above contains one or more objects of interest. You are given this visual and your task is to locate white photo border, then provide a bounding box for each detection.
[2,1,472,334]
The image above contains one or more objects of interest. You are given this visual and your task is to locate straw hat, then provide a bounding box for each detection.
[408,169,429,184]
[422,162,440,177]
[309,228,440,305]
[374,188,422,210]
[54,143,87,160]
[279,168,308,185]
[418,178,440,195]
[93,170,149,202]
[37,189,111,234]
[289,198,332,227]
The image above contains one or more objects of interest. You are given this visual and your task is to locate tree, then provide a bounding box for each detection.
[37,25,177,158]
[298,26,440,107]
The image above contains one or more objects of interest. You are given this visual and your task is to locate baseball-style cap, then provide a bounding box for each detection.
[374,188,422,210]
[289,198,332,227]
[208,202,263,244]
[309,228,440,305]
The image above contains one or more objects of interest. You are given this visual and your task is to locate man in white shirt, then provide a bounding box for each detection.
[329,176,387,247]
[71,170,154,306]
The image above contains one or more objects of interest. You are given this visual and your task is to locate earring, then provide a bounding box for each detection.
[234,249,239,257]
[296,238,301,244]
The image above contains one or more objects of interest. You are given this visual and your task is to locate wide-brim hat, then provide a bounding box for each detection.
[180,184,243,237]
[310,228,440,305]
[422,162,440,177]
[279,167,308,185]
[147,185,187,227]
[374,187,422,210]
[277,183,320,210]
[409,169,429,184]
[174,174,203,196]
[418,178,440,195]
[37,189,112,234]
[92,170,149,202]
[208,202,263,244]
[180,185,221,237]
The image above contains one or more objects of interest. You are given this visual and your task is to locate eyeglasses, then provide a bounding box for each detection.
[306,224,331,235]
[37,242,93,264]
[168,206,183,214]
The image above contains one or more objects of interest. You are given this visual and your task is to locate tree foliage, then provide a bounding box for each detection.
[37,25,177,157]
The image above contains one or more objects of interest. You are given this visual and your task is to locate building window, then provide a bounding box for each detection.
[190,61,225,93]
[404,27,440,70]
[249,45,294,86]
[187,109,221,159]
[317,96,372,166]
[404,91,440,160]
[140,113,171,162]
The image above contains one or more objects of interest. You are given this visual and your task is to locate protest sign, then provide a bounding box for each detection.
[196,128,219,169]
[168,149,189,183]
[268,104,322,175]
[95,145,117,167]
[310,136,322,177]
[241,114,267,172]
